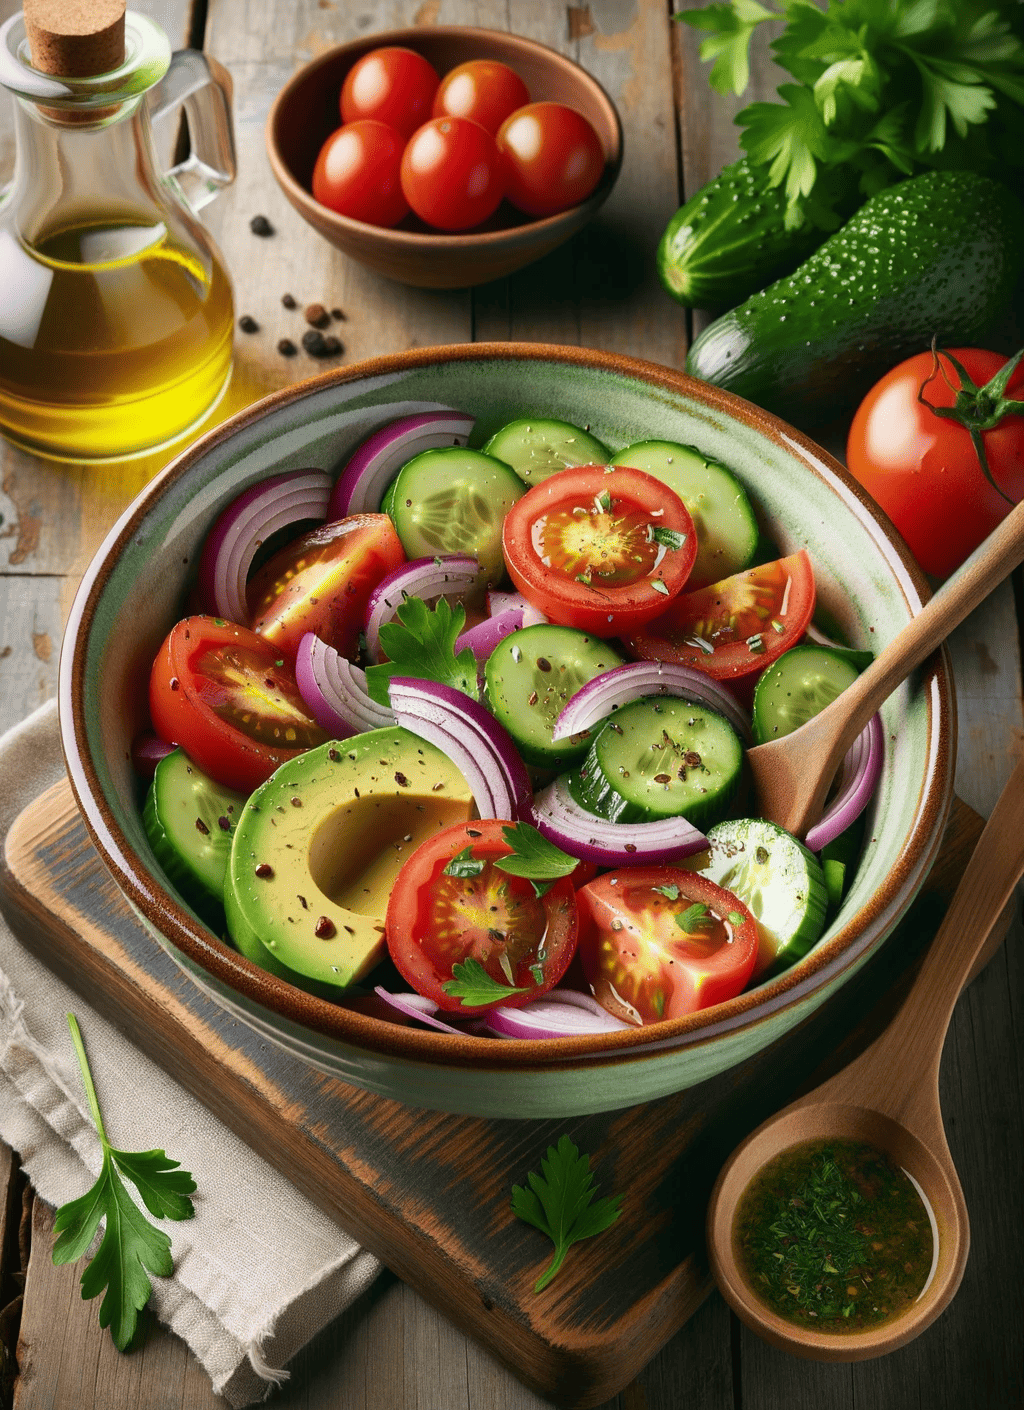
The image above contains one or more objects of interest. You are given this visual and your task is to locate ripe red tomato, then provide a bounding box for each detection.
[496,102,605,216]
[575,868,759,1024]
[385,820,579,1013]
[847,347,1024,578]
[625,551,816,682]
[399,116,504,231]
[149,617,327,793]
[246,514,405,661]
[311,120,409,227]
[501,464,696,637]
[432,59,530,135]
[340,46,439,139]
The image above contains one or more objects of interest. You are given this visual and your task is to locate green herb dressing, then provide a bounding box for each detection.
[733,1138,936,1333]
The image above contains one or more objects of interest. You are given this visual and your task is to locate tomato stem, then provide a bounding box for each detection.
[917,336,1024,507]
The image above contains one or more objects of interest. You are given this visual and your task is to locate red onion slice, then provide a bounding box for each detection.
[388,677,532,821]
[530,775,707,866]
[295,632,394,737]
[804,712,884,853]
[364,555,480,663]
[372,988,469,1035]
[482,989,633,1038]
[198,470,332,624]
[455,607,526,663]
[132,732,175,779]
[553,660,752,743]
[487,589,548,627]
[329,410,476,517]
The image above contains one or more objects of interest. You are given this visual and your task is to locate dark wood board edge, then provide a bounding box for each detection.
[0,780,1007,1407]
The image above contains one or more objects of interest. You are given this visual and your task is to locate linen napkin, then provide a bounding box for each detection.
[0,699,382,1405]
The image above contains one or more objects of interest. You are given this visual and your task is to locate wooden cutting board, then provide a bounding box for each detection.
[0,779,1003,1407]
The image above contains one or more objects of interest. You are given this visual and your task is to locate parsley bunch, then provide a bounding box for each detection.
[680,0,1024,227]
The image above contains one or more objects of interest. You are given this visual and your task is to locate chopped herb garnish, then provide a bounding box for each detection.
[676,902,715,933]
[365,596,480,705]
[595,489,612,512]
[654,882,681,900]
[442,957,528,1007]
[727,910,747,926]
[495,823,578,885]
[684,635,715,654]
[510,1135,624,1292]
[52,1014,196,1351]
[651,578,671,595]
[444,846,484,878]
[651,525,688,551]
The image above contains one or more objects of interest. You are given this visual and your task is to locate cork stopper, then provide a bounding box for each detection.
[24,0,126,78]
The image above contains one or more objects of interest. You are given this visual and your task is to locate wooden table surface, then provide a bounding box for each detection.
[0,1,1021,1408]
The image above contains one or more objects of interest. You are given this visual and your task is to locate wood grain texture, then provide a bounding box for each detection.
[0,780,1010,1409]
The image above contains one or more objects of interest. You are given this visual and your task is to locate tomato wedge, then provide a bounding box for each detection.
[624,550,815,681]
[575,867,759,1024]
[386,820,579,1013]
[247,513,405,661]
[149,616,327,793]
[501,465,696,638]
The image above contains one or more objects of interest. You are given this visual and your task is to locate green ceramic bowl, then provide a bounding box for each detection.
[59,345,955,1118]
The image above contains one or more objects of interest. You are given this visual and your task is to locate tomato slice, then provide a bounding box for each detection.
[385,820,579,1013]
[246,513,405,661]
[501,465,697,638]
[149,616,327,793]
[575,868,759,1024]
[624,550,816,681]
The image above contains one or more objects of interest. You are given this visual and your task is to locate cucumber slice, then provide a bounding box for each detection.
[484,623,624,768]
[752,644,860,745]
[610,439,758,588]
[379,475,399,518]
[820,815,866,909]
[143,748,248,925]
[588,696,743,830]
[684,818,828,978]
[483,417,610,485]
[389,447,524,582]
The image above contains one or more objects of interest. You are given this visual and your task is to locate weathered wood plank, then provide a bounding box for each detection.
[0,575,63,736]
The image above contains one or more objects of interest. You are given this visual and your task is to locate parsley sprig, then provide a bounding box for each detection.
[511,1136,624,1292]
[494,822,579,897]
[679,0,1024,226]
[442,957,528,1005]
[52,1014,196,1351]
[365,596,480,705]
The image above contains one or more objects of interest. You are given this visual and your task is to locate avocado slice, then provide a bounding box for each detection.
[225,728,475,996]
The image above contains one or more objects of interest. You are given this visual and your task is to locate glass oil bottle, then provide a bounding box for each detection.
[0,7,237,460]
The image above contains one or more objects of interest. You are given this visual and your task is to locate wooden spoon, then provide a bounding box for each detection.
[747,494,1024,837]
[706,749,1024,1360]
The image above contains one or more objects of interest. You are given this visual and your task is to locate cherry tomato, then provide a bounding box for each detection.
[625,551,816,682]
[340,46,439,140]
[149,617,327,793]
[432,59,530,135]
[311,120,409,227]
[501,464,696,637]
[399,116,504,231]
[847,347,1024,578]
[496,102,605,217]
[246,513,405,661]
[575,868,759,1024]
[385,820,579,1013]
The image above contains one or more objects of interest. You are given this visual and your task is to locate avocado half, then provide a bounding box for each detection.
[224,728,475,996]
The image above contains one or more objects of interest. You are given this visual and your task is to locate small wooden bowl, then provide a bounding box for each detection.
[265,27,623,289]
[707,1105,957,1361]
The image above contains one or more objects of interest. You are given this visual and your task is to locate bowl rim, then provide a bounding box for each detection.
[264,25,625,250]
[59,341,955,1074]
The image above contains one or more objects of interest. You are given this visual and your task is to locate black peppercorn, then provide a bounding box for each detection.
[249,214,273,236]
[305,302,330,328]
[238,314,259,333]
[277,338,297,357]
[281,292,297,309]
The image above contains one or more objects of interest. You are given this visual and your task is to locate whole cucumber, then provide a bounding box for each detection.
[657,157,831,309]
[685,171,1024,425]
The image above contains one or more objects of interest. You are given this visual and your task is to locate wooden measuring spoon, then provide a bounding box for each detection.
[706,749,1024,1360]
[747,494,1024,837]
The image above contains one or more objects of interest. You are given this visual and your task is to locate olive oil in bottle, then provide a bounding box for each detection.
[0,3,237,461]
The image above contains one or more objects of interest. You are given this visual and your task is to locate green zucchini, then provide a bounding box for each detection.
[657,158,833,310]
[685,171,1024,425]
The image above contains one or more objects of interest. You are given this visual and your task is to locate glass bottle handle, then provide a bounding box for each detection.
[150,50,236,212]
